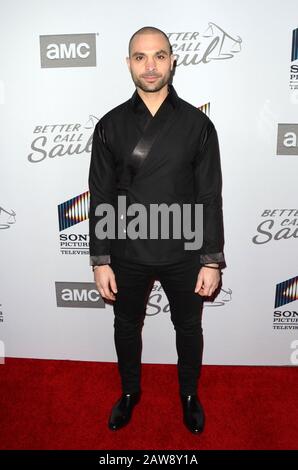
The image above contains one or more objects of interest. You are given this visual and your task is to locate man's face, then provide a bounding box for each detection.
[126,33,174,93]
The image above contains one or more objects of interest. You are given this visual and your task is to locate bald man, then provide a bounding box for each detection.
[89,26,225,434]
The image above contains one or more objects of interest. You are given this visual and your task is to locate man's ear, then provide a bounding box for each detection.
[126,56,131,70]
[170,54,175,71]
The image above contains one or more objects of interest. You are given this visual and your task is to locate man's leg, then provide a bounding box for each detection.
[158,257,205,434]
[110,255,155,394]
[158,258,204,395]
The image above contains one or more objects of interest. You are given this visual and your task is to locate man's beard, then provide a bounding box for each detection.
[130,70,171,93]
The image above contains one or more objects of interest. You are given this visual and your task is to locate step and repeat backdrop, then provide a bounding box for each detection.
[1,0,297,366]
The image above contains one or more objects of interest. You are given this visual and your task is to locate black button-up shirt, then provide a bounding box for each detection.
[89,84,226,268]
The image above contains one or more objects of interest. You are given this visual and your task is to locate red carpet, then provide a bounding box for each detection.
[0,359,297,450]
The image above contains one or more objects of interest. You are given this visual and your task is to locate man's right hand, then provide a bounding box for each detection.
[93,265,118,301]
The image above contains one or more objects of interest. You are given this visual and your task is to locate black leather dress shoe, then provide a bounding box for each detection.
[108,391,141,431]
[180,394,205,434]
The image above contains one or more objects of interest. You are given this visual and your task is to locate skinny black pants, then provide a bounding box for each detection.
[110,254,204,395]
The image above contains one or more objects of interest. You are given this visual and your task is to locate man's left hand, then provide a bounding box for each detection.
[195,265,221,297]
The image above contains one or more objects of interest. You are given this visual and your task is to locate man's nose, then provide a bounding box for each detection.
[145,58,156,71]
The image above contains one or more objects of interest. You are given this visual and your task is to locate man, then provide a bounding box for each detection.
[89,26,226,434]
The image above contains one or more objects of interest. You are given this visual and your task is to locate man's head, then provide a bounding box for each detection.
[126,26,175,93]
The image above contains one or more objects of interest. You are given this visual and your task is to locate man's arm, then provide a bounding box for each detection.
[194,118,226,269]
[88,120,116,268]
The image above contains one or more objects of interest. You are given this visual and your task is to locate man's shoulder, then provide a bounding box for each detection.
[179,97,214,127]
[97,97,131,127]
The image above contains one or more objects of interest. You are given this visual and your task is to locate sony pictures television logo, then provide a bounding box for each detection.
[58,191,90,255]
[39,33,97,68]
[290,28,298,90]
[273,275,298,331]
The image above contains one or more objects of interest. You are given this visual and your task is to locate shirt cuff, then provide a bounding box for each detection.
[200,252,226,268]
[90,255,111,266]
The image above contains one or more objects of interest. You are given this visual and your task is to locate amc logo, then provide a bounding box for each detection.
[55,282,105,308]
[276,123,298,156]
[40,33,97,68]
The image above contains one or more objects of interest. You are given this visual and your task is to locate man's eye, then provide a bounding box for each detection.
[157,55,165,59]
[135,56,143,61]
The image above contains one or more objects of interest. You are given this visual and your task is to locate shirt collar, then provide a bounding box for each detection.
[130,84,179,113]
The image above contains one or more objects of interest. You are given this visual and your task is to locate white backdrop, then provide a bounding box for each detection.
[1,0,298,366]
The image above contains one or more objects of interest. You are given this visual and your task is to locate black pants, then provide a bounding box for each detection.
[110,254,204,395]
